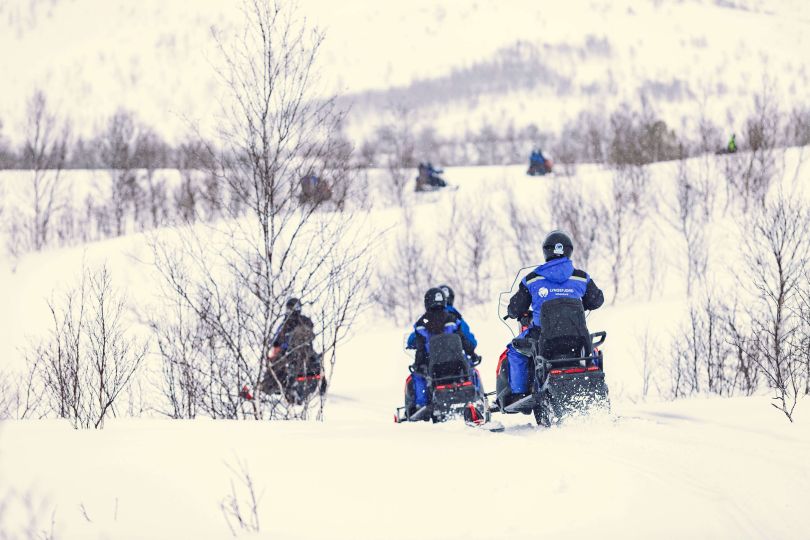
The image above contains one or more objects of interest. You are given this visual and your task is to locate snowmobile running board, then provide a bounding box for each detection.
[503,394,536,413]
[396,405,430,423]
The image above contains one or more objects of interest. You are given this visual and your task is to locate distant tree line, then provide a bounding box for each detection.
[0,97,205,171]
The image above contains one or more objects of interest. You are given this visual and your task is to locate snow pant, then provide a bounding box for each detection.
[407,373,430,408]
[507,348,531,393]
[496,346,533,397]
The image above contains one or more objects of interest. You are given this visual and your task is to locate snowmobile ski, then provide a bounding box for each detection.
[466,419,505,432]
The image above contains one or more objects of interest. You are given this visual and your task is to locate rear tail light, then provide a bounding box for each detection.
[296,374,322,382]
[436,380,474,390]
[549,366,601,376]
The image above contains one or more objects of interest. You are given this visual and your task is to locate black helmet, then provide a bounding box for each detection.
[424,287,447,311]
[542,230,573,261]
[437,284,455,306]
[285,297,302,312]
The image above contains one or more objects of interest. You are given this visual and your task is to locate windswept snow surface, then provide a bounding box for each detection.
[2,155,810,538]
[1,398,809,539]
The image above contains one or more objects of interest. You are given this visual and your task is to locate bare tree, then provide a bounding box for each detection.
[10,90,70,253]
[669,294,737,398]
[372,216,434,324]
[149,0,371,421]
[603,167,646,303]
[723,81,782,213]
[433,193,495,305]
[548,181,607,270]
[504,186,547,265]
[0,369,15,420]
[134,127,172,229]
[738,193,810,421]
[637,327,658,400]
[669,149,710,295]
[97,109,141,236]
[27,263,147,428]
[375,104,416,205]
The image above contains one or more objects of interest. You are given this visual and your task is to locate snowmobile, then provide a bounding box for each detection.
[527,151,553,176]
[395,333,494,427]
[240,352,327,405]
[283,353,328,404]
[493,297,610,426]
[414,163,453,192]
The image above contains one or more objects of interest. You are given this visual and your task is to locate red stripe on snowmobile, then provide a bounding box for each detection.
[496,350,507,375]
[549,367,601,376]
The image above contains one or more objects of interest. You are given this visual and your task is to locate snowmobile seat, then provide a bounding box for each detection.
[539,298,592,363]
[427,333,471,384]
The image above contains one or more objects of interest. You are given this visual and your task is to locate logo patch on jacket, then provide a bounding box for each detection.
[539,287,549,298]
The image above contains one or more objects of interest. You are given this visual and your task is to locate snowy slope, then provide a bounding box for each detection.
[1,398,809,539]
[2,149,810,537]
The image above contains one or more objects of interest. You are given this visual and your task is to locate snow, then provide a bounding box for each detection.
[2,398,809,539]
[2,151,810,538]
[2,1,810,535]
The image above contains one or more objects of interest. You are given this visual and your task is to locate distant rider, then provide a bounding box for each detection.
[262,297,316,394]
[727,133,737,153]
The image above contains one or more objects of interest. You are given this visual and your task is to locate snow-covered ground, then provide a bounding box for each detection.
[2,152,810,538]
[2,398,809,539]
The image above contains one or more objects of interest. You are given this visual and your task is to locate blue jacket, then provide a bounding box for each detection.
[406,306,477,349]
[409,309,476,372]
[507,257,604,327]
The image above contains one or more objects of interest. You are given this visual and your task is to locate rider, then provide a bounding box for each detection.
[500,230,604,405]
[406,284,477,349]
[262,297,317,394]
[404,288,478,415]
[528,147,548,174]
[727,133,737,153]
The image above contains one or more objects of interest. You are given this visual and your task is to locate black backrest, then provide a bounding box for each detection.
[428,333,468,380]
[539,297,591,360]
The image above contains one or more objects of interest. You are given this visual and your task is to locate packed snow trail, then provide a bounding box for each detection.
[2,397,809,539]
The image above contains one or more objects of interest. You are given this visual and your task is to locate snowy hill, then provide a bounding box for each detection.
[2,0,810,143]
[2,149,810,537]
[2,1,810,536]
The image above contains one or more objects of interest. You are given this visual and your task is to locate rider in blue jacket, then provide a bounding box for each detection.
[406,284,477,349]
[501,230,604,402]
[404,288,478,414]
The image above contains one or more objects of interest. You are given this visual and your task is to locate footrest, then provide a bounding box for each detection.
[503,394,535,413]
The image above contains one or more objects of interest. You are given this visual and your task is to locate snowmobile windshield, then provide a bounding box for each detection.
[536,257,574,284]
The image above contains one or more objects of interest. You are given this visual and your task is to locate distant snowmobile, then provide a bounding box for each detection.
[527,148,553,176]
[415,162,454,192]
